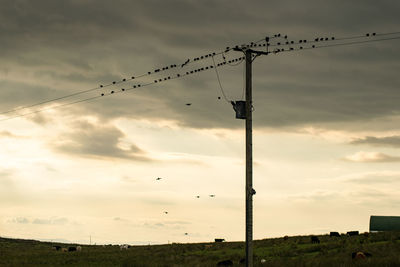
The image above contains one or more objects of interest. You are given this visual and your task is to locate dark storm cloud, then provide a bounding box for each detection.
[351,136,400,148]
[54,120,153,161]
[1,0,400,130]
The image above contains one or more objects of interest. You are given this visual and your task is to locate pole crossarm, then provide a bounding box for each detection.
[233,47,269,56]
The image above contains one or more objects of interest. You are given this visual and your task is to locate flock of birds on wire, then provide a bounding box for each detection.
[0,31,399,121]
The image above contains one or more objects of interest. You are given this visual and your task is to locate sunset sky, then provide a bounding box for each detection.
[1,0,400,245]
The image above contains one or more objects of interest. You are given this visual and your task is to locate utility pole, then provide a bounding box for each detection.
[232,47,268,267]
[245,49,253,267]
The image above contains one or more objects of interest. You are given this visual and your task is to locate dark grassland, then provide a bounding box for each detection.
[1,232,400,266]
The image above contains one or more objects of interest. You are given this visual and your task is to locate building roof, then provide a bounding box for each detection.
[370,216,400,231]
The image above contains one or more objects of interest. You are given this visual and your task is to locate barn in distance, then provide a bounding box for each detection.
[370,216,400,232]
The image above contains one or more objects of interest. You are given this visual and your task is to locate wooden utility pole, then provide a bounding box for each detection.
[245,49,253,267]
[232,47,268,267]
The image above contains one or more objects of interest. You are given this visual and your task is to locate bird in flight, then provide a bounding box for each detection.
[164,211,168,214]
[186,103,192,106]
[195,195,200,198]
[156,177,162,181]
[209,195,215,197]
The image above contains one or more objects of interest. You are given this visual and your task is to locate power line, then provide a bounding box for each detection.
[211,55,230,103]
[0,33,309,116]
[1,31,399,122]
[0,39,260,116]
[2,31,395,117]
[265,35,400,55]
[0,57,243,122]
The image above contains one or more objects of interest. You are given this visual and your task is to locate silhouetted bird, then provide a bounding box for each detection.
[186,103,192,106]
[156,177,162,181]
[184,233,188,235]
[209,195,215,197]
[196,196,200,198]
[164,211,168,214]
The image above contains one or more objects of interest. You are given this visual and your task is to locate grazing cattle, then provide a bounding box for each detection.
[283,235,289,241]
[68,247,77,252]
[215,238,225,242]
[61,248,68,252]
[311,236,320,244]
[76,246,82,252]
[330,232,341,237]
[352,251,372,259]
[120,244,129,250]
[353,252,366,259]
[216,259,233,266]
[347,231,359,236]
[52,245,61,251]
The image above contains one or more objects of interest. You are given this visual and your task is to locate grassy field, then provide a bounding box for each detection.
[1,232,400,266]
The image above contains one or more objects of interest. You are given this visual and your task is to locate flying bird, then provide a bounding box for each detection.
[186,103,192,106]
[195,195,200,198]
[156,177,162,181]
[184,233,188,235]
[164,211,168,214]
[209,195,215,197]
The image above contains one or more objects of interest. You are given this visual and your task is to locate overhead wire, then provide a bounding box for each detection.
[1,31,400,122]
[0,57,242,122]
[211,55,230,103]
[0,38,259,117]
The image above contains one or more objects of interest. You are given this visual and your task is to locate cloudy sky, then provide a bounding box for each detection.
[1,0,400,245]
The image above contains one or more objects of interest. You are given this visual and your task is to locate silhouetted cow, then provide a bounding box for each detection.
[347,231,359,236]
[283,235,289,241]
[330,232,340,237]
[311,236,320,244]
[52,245,61,251]
[215,238,225,242]
[217,259,233,266]
[68,246,77,252]
[352,251,372,259]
